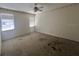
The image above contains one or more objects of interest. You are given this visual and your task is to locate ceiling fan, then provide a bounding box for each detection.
[34,3,43,12]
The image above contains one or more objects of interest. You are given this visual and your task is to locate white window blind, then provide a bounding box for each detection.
[0,13,15,31]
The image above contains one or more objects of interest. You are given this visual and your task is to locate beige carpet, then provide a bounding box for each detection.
[2,32,79,56]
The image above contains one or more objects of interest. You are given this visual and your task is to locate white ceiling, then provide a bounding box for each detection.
[0,3,71,14]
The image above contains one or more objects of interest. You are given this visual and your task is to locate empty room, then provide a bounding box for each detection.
[0,3,79,56]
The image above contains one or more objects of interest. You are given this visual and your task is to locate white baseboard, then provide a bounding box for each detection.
[37,31,79,42]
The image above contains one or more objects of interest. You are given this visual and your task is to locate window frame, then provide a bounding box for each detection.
[0,13,15,31]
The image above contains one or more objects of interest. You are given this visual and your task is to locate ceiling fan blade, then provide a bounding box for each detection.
[39,6,44,8]
[38,9,42,11]
[34,3,43,12]
[35,3,37,5]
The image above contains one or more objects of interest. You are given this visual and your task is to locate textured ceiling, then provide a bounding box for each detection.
[0,3,71,14]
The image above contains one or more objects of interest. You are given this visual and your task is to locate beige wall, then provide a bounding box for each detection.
[0,28,1,55]
[0,8,34,40]
[35,4,79,42]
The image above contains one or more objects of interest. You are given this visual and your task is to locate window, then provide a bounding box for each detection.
[29,15,35,27]
[0,13,15,31]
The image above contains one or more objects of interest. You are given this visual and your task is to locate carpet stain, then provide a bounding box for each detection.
[2,32,79,56]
